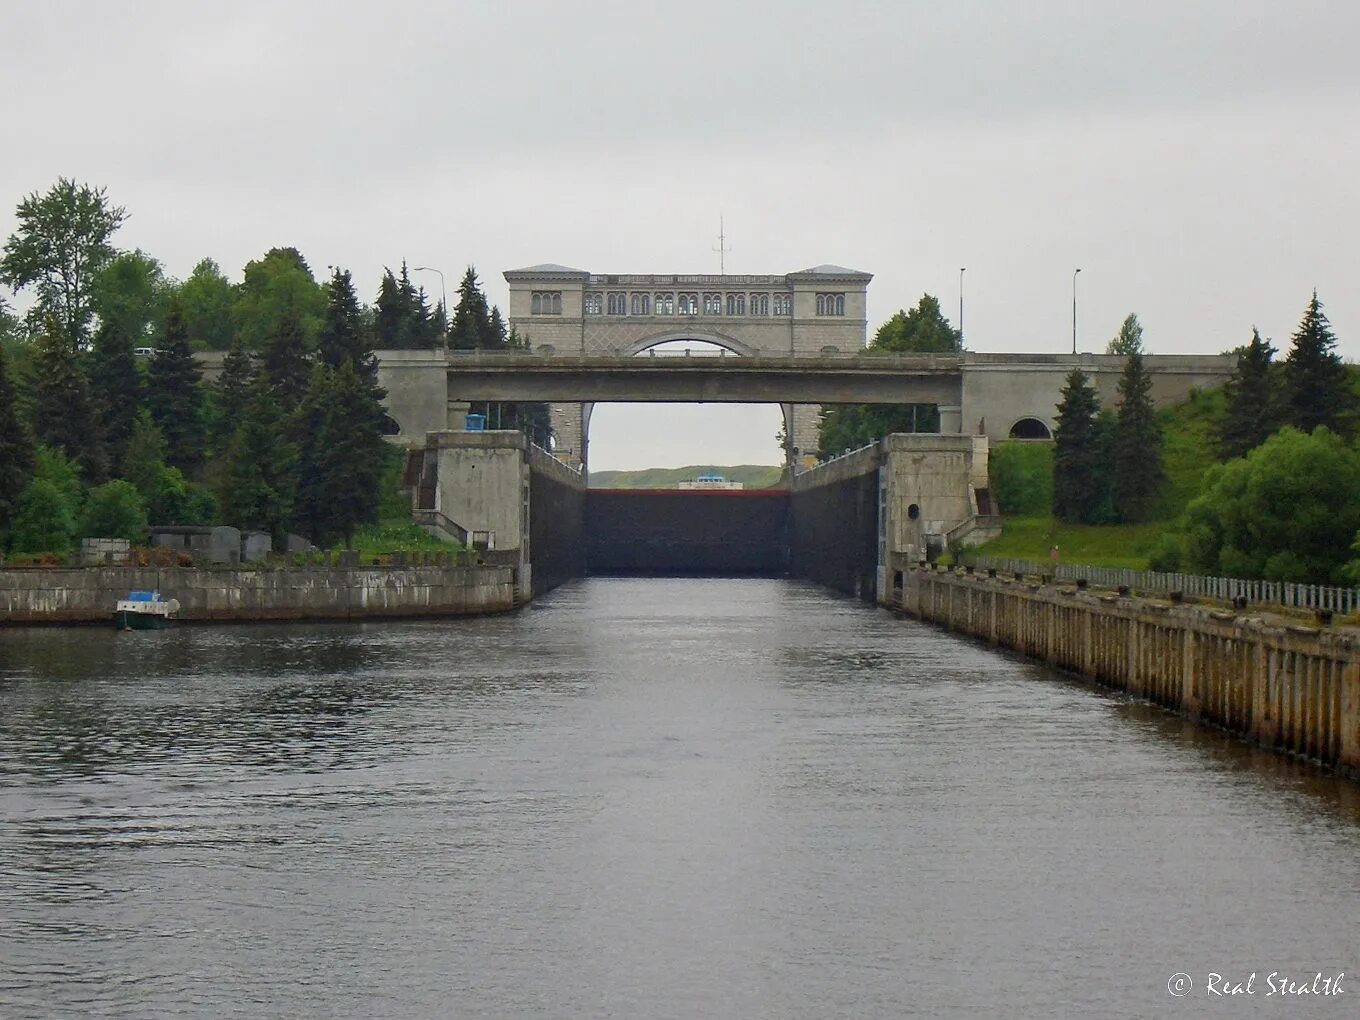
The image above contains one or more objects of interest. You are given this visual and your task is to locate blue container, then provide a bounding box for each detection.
[465,413,487,432]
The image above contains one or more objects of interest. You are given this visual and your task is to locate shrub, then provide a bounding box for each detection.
[9,479,76,554]
[990,441,1053,516]
[79,480,148,542]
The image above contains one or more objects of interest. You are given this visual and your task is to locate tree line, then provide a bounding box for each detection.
[0,178,534,558]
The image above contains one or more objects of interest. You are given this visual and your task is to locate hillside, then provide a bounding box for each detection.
[588,464,785,489]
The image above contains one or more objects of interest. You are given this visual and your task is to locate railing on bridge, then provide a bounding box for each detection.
[959,554,1360,615]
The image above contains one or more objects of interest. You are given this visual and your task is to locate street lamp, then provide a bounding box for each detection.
[412,266,448,350]
[959,267,966,344]
[1072,268,1082,354]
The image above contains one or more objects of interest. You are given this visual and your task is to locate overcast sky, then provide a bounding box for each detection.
[3,1,1357,470]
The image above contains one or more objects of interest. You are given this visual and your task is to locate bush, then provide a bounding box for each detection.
[79,480,149,542]
[1176,427,1360,584]
[990,441,1053,516]
[9,478,76,554]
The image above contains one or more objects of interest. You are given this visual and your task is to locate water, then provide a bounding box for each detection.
[1,578,1357,1018]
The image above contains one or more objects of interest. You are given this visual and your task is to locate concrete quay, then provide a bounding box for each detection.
[901,567,1360,776]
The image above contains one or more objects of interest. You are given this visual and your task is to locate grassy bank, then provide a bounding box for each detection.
[970,515,1166,570]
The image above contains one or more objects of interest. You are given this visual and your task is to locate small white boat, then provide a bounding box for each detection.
[114,591,181,630]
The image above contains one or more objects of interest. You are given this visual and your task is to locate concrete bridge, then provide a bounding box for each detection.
[374,348,1235,470]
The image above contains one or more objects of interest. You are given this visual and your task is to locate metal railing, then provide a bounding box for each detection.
[959,554,1360,615]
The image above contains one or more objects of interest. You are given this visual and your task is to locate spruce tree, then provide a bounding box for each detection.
[1284,290,1352,435]
[0,343,36,536]
[221,384,297,548]
[1112,351,1164,521]
[210,338,255,453]
[260,302,312,407]
[27,314,102,478]
[431,300,448,345]
[1052,369,1104,523]
[122,410,169,507]
[449,266,493,350]
[88,318,143,469]
[146,299,204,472]
[324,360,387,546]
[488,305,508,349]
[1220,328,1280,459]
[293,364,339,545]
[318,268,366,371]
[375,268,404,348]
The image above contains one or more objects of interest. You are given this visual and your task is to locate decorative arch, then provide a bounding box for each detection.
[1008,416,1053,440]
[621,330,760,358]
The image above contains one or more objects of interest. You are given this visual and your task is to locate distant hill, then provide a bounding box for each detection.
[588,464,785,489]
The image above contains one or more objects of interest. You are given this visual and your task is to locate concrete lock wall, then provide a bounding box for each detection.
[789,434,992,602]
[0,563,517,624]
[789,445,881,600]
[586,491,790,575]
[527,444,586,595]
[901,568,1360,776]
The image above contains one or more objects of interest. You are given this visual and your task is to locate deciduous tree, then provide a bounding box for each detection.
[1106,313,1144,356]
[176,257,236,349]
[9,478,76,554]
[78,480,147,541]
[0,178,127,351]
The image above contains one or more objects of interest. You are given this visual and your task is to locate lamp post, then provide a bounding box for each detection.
[412,266,448,350]
[959,267,966,343]
[1071,268,1082,354]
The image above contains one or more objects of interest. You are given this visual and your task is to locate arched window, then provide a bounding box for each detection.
[1008,417,1053,440]
[607,292,626,315]
[655,292,674,315]
[727,293,745,316]
[531,291,562,315]
[749,293,769,316]
[550,292,561,315]
[584,292,603,315]
[703,292,722,315]
[815,294,826,315]
[631,293,650,315]
[834,294,845,315]
[678,292,698,315]
[531,293,542,314]
[773,293,792,316]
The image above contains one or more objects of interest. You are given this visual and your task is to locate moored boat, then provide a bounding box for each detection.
[114,591,181,630]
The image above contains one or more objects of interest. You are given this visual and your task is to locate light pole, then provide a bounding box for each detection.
[412,266,448,350]
[1071,268,1082,354]
[959,267,966,343]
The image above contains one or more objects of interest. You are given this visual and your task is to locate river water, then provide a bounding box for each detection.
[1,578,1357,1018]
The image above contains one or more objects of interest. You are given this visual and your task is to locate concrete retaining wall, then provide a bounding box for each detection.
[903,568,1360,776]
[0,564,516,624]
[528,445,586,595]
[790,448,880,600]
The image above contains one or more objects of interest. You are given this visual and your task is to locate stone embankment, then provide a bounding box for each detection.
[0,560,515,624]
[901,567,1360,777]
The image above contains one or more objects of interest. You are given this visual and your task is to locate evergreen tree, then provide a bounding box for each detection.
[1106,313,1144,356]
[1220,327,1280,459]
[88,317,143,470]
[209,338,255,453]
[318,267,367,370]
[122,410,169,506]
[146,300,204,472]
[260,302,312,406]
[488,305,508,349]
[0,344,36,537]
[1053,369,1106,523]
[449,266,493,350]
[375,268,404,348]
[1284,290,1352,435]
[1112,351,1164,521]
[27,315,102,478]
[293,364,339,544]
[431,299,448,344]
[221,385,297,547]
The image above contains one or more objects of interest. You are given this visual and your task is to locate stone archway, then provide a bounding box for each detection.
[620,330,761,359]
[1008,416,1053,440]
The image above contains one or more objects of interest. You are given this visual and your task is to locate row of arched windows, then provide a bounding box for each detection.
[531,291,562,315]
[815,293,846,316]
[579,291,795,317]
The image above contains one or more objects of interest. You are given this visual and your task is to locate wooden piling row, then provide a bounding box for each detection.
[904,569,1360,776]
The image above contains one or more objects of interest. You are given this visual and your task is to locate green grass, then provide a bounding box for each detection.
[970,515,1169,570]
[340,523,465,555]
[1155,385,1226,519]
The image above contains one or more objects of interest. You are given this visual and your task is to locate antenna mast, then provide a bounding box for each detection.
[712,216,732,274]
